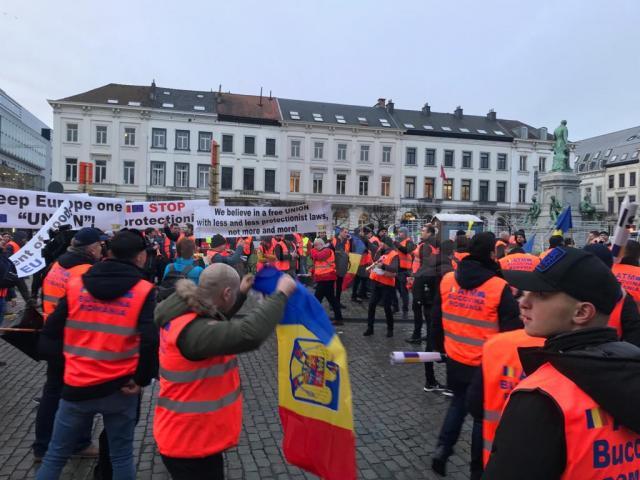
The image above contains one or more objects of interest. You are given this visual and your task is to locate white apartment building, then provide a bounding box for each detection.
[50,82,555,230]
[575,126,640,222]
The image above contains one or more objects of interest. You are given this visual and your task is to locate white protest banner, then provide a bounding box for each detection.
[0,187,125,230]
[10,201,81,277]
[123,199,223,229]
[194,203,331,238]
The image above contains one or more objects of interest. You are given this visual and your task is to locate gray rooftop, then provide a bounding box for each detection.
[277,98,401,129]
[575,125,640,172]
[392,107,515,140]
[149,84,216,114]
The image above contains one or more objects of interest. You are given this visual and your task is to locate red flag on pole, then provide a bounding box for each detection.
[440,165,448,181]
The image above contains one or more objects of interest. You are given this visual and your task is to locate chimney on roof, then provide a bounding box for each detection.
[259,87,263,107]
[376,98,386,108]
[539,127,548,140]
[454,106,463,119]
[518,126,529,139]
[487,109,497,121]
[386,99,394,114]
[421,103,431,116]
[150,80,157,101]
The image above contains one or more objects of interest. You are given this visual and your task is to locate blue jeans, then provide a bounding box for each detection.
[36,391,138,480]
[33,361,92,457]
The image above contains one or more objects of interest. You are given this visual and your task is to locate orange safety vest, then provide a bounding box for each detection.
[608,289,626,338]
[164,233,184,258]
[154,312,242,458]
[511,362,640,479]
[495,240,507,253]
[369,251,398,287]
[256,244,274,272]
[63,276,154,387]
[243,236,253,256]
[481,329,544,465]
[410,243,425,275]
[451,251,470,270]
[612,263,640,306]
[274,240,290,272]
[292,233,304,256]
[331,237,351,254]
[314,249,336,278]
[6,240,20,254]
[539,248,553,260]
[397,239,412,270]
[498,253,541,272]
[440,272,506,366]
[42,262,92,322]
[362,236,381,267]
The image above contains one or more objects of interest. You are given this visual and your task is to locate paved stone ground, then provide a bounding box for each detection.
[0,296,473,479]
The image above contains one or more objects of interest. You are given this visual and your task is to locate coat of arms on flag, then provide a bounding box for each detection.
[254,266,357,480]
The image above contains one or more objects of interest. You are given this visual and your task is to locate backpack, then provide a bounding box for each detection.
[0,255,18,288]
[157,263,195,302]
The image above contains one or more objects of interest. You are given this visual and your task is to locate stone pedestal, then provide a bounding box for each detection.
[537,171,581,227]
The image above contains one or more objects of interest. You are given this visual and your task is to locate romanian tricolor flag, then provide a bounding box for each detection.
[586,407,609,429]
[341,253,362,291]
[502,365,516,378]
[254,267,357,480]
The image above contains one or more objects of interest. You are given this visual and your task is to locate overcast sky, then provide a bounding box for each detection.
[1,0,639,140]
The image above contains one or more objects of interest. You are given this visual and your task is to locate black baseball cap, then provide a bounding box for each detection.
[73,227,108,246]
[503,247,621,314]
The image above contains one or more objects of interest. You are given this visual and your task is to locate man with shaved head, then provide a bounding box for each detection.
[153,264,296,479]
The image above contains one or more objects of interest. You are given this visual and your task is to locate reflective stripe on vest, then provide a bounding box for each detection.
[440,272,505,366]
[512,363,640,479]
[481,330,544,466]
[608,289,625,338]
[154,312,242,457]
[63,276,154,388]
[498,253,541,272]
[612,264,640,307]
[369,251,398,287]
[398,239,412,270]
[42,262,91,321]
[274,240,290,271]
[314,249,336,277]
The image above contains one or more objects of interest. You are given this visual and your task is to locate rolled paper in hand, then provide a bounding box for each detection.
[389,351,444,365]
[611,199,638,260]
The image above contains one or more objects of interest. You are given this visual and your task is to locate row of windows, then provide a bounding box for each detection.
[289,141,539,172]
[67,123,278,156]
[608,195,637,214]
[285,171,527,202]
[66,123,137,147]
[67,123,544,173]
[64,158,278,192]
[65,155,528,202]
[608,172,637,189]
